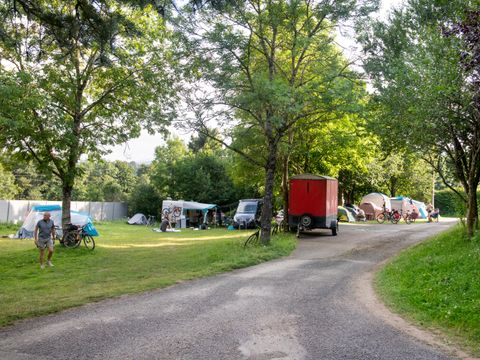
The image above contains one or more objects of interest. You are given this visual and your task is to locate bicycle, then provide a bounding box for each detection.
[244,221,283,247]
[244,228,260,247]
[376,209,402,224]
[146,215,156,226]
[61,224,95,250]
[271,220,285,236]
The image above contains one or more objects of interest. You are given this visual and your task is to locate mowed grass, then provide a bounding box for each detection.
[376,226,480,354]
[0,221,296,327]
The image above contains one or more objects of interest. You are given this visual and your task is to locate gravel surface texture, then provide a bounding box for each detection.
[0,220,460,360]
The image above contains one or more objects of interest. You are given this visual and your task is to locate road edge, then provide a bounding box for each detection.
[356,260,478,360]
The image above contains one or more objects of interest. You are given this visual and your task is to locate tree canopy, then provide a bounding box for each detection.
[0,0,178,226]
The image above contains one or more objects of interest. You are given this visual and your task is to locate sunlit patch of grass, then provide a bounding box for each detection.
[0,223,296,327]
[376,226,480,355]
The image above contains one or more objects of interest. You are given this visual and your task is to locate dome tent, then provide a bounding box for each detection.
[18,205,98,238]
[360,193,391,211]
[338,206,355,222]
[127,213,148,225]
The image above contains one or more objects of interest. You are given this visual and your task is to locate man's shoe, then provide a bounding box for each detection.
[40,264,45,269]
[47,261,54,267]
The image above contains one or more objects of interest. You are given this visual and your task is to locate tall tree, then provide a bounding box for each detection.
[359,0,480,237]
[0,1,177,227]
[0,163,18,199]
[181,0,378,243]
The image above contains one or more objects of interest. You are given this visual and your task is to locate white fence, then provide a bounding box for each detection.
[0,200,128,223]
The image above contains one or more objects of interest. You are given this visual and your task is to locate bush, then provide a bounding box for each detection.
[434,188,480,217]
[128,180,162,218]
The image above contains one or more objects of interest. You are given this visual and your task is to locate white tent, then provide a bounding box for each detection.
[18,205,95,238]
[390,198,407,213]
[161,200,217,226]
[391,196,427,219]
[360,193,391,211]
[127,213,148,225]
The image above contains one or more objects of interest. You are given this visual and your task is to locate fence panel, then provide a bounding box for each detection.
[0,200,128,223]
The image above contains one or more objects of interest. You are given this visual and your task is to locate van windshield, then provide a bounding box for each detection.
[237,202,257,213]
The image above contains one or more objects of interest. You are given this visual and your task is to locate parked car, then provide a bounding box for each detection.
[233,199,263,229]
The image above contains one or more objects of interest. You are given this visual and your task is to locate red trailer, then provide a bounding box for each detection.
[288,174,338,236]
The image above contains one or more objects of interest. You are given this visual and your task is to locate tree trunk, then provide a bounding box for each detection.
[260,140,278,245]
[281,154,289,231]
[466,178,479,238]
[62,184,73,229]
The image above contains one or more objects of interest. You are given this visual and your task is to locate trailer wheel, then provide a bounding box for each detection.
[300,214,312,228]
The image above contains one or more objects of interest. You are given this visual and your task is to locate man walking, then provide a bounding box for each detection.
[34,212,56,269]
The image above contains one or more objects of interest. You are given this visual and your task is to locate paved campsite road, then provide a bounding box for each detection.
[1,220,461,360]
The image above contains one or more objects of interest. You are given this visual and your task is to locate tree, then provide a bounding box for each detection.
[149,137,188,198]
[73,160,138,202]
[149,137,241,205]
[359,0,480,237]
[0,1,177,228]
[181,0,378,243]
[129,175,163,218]
[0,163,18,199]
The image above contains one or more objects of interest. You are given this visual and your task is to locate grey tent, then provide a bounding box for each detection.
[127,213,148,225]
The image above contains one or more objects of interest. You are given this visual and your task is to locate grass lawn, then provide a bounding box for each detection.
[0,221,296,327]
[376,225,480,355]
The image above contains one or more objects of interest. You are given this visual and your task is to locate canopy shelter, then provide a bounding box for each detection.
[161,200,217,227]
[360,193,391,211]
[18,205,98,238]
[338,206,355,222]
[127,213,148,225]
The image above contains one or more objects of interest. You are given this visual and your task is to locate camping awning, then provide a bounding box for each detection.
[181,201,217,211]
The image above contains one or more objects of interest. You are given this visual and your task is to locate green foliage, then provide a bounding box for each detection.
[0,163,18,199]
[149,136,249,206]
[74,161,138,202]
[359,0,480,236]
[0,1,178,224]
[0,222,296,327]
[128,176,162,217]
[376,225,480,354]
[434,189,480,217]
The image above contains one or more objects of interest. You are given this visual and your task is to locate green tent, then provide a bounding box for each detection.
[338,206,355,222]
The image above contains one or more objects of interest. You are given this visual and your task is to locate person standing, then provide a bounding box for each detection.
[34,212,56,269]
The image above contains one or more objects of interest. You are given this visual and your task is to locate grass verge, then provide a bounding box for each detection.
[375,225,480,355]
[0,222,296,327]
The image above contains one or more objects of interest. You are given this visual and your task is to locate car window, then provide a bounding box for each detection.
[237,203,257,213]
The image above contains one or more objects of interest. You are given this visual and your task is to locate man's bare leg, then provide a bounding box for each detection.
[39,248,45,267]
[47,247,54,262]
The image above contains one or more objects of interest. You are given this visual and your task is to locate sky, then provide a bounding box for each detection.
[104,0,403,164]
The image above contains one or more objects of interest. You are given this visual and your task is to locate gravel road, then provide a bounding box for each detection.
[0,220,460,360]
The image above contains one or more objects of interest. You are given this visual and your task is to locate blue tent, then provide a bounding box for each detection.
[19,205,99,238]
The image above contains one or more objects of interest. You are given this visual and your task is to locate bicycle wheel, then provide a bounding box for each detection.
[244,230,260,247]
[404,215,412,224]
[271,223,279,236]
[63,232,80,248]
[376,213,386,224]
[391,214,400,224]
[83,235,95,250]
